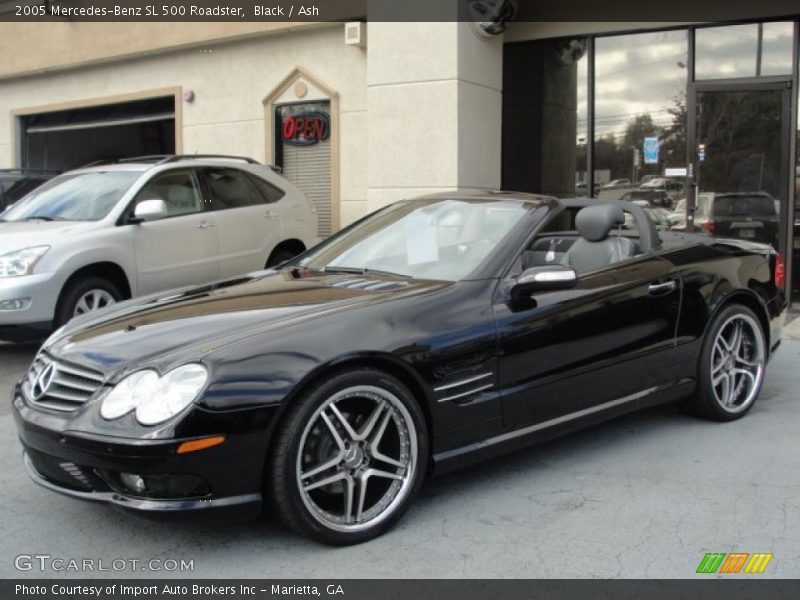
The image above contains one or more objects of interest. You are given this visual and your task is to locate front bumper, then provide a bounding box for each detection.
[23,452,260,513]
[13,386,272,518]
[0,272,60,327]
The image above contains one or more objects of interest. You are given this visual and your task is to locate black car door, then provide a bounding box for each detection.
[492,254,682,431]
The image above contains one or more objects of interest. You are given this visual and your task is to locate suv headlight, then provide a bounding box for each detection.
[0,246,50,278]
[100,364,208,425]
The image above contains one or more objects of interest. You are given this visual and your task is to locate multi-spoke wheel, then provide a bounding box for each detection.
[56,276,123,326]
[73,289,116,317]
[268,369,428,545]
[693,304,766,421]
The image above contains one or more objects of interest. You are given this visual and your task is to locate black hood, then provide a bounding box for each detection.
[46,270,450,377]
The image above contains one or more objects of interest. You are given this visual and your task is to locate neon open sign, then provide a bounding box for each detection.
[281,112,330,146]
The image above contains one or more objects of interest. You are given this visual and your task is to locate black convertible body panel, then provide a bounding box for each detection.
[12,192,786,528]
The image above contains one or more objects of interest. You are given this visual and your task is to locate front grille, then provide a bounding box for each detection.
[24,352,105,412]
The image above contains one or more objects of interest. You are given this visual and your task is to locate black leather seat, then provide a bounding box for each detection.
[562,204,635,272]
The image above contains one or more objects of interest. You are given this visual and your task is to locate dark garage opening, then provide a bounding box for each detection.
[20,96,175,170]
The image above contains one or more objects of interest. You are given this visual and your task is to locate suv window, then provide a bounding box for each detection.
[248,174,285,204]
[135,169,202,217]
[712,195,776,218]
[202,167,266,210]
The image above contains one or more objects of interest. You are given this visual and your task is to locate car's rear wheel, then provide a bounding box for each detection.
[267,368,428,545]
[56,277,122,326]
[693,304,766,421]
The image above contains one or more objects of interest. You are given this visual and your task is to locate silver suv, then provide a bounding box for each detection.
[0,155,318,341]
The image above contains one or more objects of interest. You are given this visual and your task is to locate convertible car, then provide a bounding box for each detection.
[13,192,786,545]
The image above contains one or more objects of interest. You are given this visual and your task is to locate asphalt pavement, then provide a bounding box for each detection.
[0,335,798,578]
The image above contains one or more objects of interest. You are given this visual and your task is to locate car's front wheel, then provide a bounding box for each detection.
[267,368,428,545]
[693,303,767,421]
[56,277,122,326]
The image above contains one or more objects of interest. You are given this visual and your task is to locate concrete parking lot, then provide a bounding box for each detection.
[1,331,799,579]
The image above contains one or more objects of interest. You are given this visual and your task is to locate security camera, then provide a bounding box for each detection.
[558,39,586,65]
[467,0,518,38]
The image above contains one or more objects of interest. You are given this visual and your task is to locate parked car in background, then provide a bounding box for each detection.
[623,200,672,231]
[0,155,318,341]
[0,169,59,213]
[640,177,684,193]
[670,192,778,247]
[575,181,603,196]
[602,178,632,190]
[619,189,674,208]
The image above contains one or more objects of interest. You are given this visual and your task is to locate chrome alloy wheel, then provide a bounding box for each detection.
[710,313,765,413]
[73,289,116,317]
[296,385,418,533]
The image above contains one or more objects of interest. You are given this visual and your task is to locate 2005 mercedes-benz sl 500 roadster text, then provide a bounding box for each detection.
[13,192,786,544]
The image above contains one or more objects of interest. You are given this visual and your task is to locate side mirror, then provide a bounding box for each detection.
[511,265,577,299]
[133,199,168,223]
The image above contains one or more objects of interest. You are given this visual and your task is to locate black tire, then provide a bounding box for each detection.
[55,277,122,327]
[266,249,299,268]
[690,303,767,422]
[267,368,428,545]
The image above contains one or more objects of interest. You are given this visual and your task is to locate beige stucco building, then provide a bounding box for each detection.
[1,18,798,298]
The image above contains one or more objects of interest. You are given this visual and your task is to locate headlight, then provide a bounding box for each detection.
[100,370,159,420]
[100,364,208,425]
[0,246,50,278]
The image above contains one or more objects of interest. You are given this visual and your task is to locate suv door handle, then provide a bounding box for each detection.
[264,210,278,219]
[197,221,213,229]
[648,280,677,295]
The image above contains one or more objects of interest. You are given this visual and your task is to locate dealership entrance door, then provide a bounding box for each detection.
[688,81,795,299]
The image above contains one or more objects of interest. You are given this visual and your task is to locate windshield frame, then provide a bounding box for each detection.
[289,196,550,282]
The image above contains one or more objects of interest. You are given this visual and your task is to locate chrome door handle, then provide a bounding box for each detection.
[197,221,212,229]
[648,280,677,295]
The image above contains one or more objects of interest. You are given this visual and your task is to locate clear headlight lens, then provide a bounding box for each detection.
[135,364,209,426]
[99,364,208,425]
[100,370,159,420]
[0,246,50,278]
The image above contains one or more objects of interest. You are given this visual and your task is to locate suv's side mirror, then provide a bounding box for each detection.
[511,265,578,299]
[133,199,168,223]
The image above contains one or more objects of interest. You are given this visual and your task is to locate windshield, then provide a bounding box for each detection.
[712,195,776,218]
[296,199,534,281]
[2,171,142,222]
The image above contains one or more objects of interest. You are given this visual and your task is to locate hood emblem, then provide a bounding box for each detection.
[32,363,57,400]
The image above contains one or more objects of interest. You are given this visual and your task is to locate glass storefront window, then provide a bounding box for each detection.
[575,51,588,196]
[794,42,800,302]
[695,24,759,80]
[696,22,795,79]
[761,22,795,76]
[593,30,688,202]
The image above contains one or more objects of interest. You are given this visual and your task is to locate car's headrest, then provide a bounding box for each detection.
[575,204,625,242]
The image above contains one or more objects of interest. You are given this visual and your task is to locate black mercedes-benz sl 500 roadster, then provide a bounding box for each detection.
[13,192,786,544]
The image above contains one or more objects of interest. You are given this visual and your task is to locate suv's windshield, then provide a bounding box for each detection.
[2,171,142,222]
[712,195,776,218]
[296,199,534,281]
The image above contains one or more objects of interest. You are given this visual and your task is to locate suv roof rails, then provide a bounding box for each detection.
[154,154,260,165]
[79,155,279,170]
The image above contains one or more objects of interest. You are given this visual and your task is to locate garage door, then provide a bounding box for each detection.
[20,96,175,171]
[275,101,332,237]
